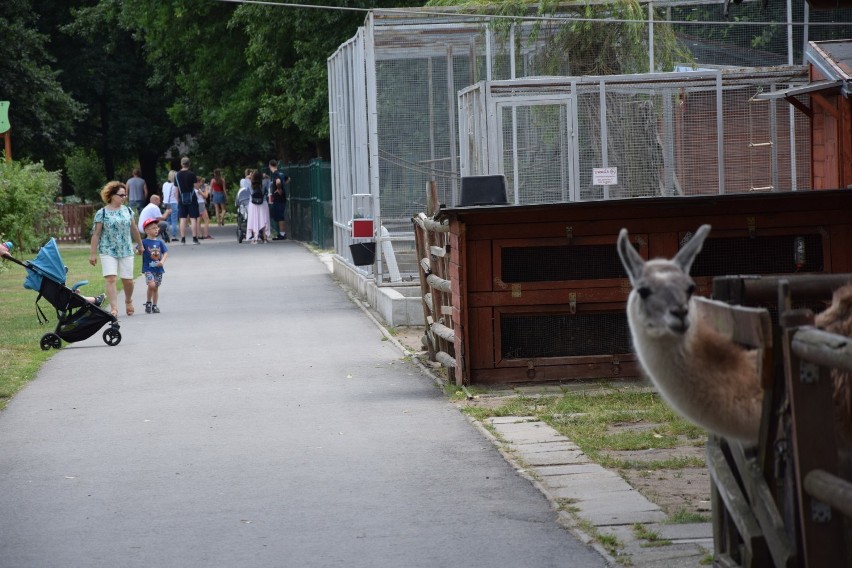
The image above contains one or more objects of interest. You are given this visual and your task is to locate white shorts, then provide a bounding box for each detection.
[100,255,134,279]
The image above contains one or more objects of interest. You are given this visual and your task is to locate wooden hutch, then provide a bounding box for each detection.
[438,189,852,385]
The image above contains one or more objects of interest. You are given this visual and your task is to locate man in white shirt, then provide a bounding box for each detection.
[137,195,172,242]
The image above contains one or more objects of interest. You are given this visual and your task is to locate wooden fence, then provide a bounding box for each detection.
[412,182,458,383]
[706,274,852,567]
[56,204,95,243]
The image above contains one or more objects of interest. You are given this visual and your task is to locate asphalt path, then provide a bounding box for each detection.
[0,225,606,568]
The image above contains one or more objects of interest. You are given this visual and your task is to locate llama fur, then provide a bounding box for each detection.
[617,225,762,444]
[815,282,852,448]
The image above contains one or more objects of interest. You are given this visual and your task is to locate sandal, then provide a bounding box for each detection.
[125,301,135,316]
[110,308,118,317]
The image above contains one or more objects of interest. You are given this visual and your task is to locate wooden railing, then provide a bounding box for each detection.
[706,274,852,567]
[412,182,457,383]
[56,204,95,243]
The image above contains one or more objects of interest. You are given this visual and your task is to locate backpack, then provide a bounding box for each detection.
[175,173,194,205]
[250,186,265,205]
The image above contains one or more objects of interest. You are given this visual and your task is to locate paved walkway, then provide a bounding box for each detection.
[0,225,607,568]
[482,417,713,567]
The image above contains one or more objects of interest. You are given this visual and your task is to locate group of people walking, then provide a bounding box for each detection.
[237,160,289,244]
[87,157,289,316]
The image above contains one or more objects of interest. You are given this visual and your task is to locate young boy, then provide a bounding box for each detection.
[141,218,168,313]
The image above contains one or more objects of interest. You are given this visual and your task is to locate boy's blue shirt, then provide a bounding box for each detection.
[142,238,167,273]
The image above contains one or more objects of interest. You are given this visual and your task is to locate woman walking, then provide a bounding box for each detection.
[246,170,270,244]
[162,170,179,239]
[210,169,228,226]
[88,181,144,316]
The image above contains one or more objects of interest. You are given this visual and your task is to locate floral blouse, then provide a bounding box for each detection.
[94,206,135,258]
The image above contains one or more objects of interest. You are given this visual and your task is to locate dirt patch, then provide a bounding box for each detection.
[620,467,711,518]
[391,326,427,354]
[595,427,711,518]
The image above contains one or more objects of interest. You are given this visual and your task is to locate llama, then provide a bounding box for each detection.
[616,225,763,444]
[815,283,852,449]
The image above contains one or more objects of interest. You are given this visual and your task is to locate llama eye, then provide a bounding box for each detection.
[637,287,652,299]
[686,284,696,297]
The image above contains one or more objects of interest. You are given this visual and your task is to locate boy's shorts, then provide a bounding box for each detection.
[101,255,134,279]
[144,271,164,287]
[272,201,288,222]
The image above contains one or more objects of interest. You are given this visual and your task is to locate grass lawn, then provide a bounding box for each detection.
[0,244,139,410]
[453,385,706,470]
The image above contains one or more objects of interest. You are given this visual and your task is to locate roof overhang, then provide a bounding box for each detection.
[752,79,843,101]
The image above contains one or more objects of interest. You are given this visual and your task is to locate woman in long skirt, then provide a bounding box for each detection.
[246,170,270,244]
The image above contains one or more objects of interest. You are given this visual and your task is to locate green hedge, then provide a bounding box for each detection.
[0,161,64,252]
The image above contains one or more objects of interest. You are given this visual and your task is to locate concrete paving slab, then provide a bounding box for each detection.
[540,469,622,488]
[583,509,668,526]
[535,463,605,477]
[490,421,569,444]
[515,449,590,466]
[507,441,581,453]
[488,416,537,424]
[574,492,662,516]
[548,478,635,499]
[654,522,714,541]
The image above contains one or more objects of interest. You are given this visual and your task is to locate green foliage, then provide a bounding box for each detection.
[0,161,64,251]
[64,147,106,202]
[427,0,691,75]
[0,0,85,168]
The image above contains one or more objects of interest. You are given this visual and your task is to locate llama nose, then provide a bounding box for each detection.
[669,306,689,331]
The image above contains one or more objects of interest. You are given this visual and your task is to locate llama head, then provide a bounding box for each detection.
[617,225,711,337]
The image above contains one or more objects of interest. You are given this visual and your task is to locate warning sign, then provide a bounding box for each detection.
[592,167,618,186]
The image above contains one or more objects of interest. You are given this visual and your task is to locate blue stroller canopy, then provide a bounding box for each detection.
[23,238,67,291]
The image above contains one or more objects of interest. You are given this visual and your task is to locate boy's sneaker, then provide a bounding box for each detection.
[93,294,106,307]
[151,305,160,314]
[180,237,186,244]
[145,302,152,314]
[192,237,200,245]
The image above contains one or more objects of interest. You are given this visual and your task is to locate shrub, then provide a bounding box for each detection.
[64,147,105,203]
[0,161,64,252]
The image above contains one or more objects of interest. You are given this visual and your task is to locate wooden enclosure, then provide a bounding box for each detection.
[434,189,852,385]
[707,274,852,568]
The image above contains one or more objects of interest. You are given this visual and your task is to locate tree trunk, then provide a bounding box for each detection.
[139,150,159,201]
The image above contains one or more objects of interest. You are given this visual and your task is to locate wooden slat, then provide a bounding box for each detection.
[791,326,852,373]
[426,273,451,293]
[783,329,847,567]
[727,441,796,567]
[431,322,455,342]
[804,469,852,520]
[694,296,772,350]
[706,440,766,564]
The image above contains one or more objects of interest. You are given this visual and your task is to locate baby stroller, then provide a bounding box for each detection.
[235,187,250,243]
[0,238,121,350]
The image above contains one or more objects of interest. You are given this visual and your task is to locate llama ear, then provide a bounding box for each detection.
[673,224,711,275]
[616,228,644,285]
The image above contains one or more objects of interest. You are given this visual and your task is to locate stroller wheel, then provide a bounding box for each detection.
[103,327,122,347]
[40,333,61,351]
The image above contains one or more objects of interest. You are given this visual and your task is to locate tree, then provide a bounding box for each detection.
[57,0,178,193]
[0,0,84,169]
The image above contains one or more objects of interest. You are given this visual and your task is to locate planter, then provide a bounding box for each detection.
[349,242,376,266]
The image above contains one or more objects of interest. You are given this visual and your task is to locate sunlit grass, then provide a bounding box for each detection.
[0,244,140,409]
[460,387,706,471]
